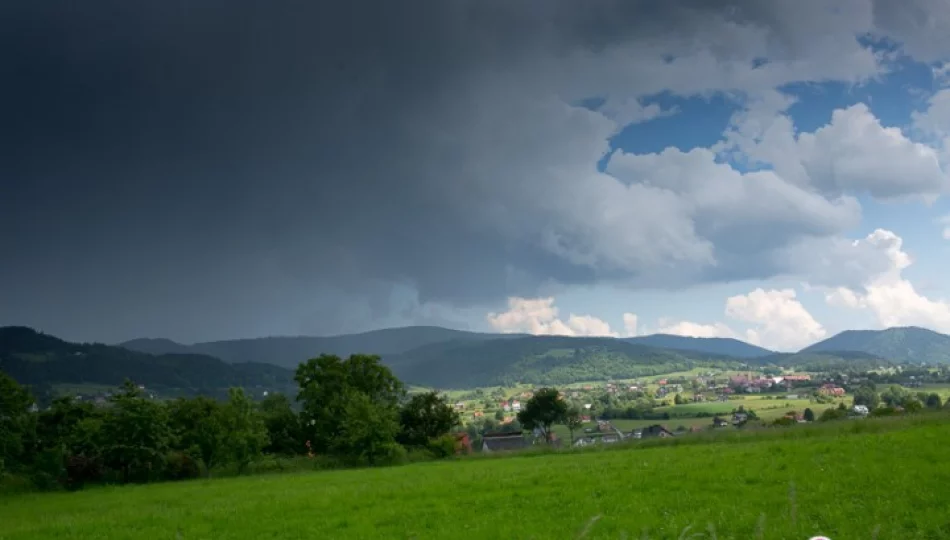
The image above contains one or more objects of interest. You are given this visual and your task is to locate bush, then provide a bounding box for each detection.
[64,455,103,491]
[871,406,899,418]
[427,434,458,459]
[163,451,201,481]
[30,448,65,491]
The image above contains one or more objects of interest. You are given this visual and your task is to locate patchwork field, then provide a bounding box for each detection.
[3,414,949,539]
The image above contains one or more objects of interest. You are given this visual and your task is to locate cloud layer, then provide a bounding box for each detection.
[2,0,950,341]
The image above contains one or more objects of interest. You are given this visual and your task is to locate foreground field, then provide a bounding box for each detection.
[3,416,950,539]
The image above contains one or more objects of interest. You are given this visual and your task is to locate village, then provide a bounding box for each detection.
[445,368,936,453]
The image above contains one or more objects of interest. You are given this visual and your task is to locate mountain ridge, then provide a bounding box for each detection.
[801,326,950,364]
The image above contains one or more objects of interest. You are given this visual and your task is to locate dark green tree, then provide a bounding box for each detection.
[852,384,880,409]
[0,371,35,474]
[100,380,171,483]
[166,396,228,476]
[221,388,268,474]
[334,391,401,465]
[257,393,302,456]
[803,408,815,422]
[295,354,404,455]
[925,393,943,409]
[397,391,459,448]
[516,387,568,443]
[880,385,911,407]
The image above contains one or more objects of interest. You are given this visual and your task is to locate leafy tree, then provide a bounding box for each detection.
[880,385,911,407]
[494,409,505,421]
[100,380,171,483]
[397,391,459,448]
[295,354,404,454]
[903,399,924,414]
[221,388,268,474]
[0,370,35,474]
[925,393,943,409]
[166,396,228,476]
[673,393,685,405]
[565,407,583,444]
[803,408,815,422]
[852,384,880,409]
[334,391,402,465]
[257,393,302,456]
[516,387,567,443]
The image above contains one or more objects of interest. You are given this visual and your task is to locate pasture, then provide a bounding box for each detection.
[3,414,950,539]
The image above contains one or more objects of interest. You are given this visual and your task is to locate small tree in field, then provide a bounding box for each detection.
[803,408,815,422]
[564,407,583,444]
[517,388,567,443]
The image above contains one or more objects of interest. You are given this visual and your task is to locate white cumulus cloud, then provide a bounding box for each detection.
[486,297,631,338]
[824,229,950,331]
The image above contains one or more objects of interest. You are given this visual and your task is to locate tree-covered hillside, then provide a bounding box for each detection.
[386,335,744,388]
[120,326,517,368]
[801,327,950,364]
[1,327,294,398]
[752,350,893,372]
[626,334,773,358]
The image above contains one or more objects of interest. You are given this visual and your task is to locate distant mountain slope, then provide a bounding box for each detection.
[625,334,773,358]
[121,326,515,368]
[753,350,893,371]
[801,327,950,364]
[386,335,745,388]
[119,337,193,356]
[1,326,294,396]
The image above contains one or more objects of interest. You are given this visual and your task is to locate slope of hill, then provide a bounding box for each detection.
[121,326,516,368]
[625,334,773,358]
[801,326,950,364]
[753,350,893,371]
[386,335,745,388]
[1,326,294,396]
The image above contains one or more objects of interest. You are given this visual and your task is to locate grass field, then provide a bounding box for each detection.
[3,415,950,539]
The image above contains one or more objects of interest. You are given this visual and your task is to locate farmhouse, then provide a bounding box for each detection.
[818,384,846,397]
[636,424,675,439]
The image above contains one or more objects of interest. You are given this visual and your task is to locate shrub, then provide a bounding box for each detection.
[427,434,458,459]
[30,447,65,491]
[163,451,201,481]
[64,455,103,491]
[871,406,899,418]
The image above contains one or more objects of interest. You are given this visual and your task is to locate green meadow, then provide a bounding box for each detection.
[3,414,950,540]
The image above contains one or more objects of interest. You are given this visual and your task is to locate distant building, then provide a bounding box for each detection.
[636,424,675,439]
[481,432,529,453]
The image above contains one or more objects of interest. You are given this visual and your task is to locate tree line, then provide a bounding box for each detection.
[0,354,462,491]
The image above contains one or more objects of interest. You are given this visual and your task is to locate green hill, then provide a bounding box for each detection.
[626,334,773,358]
[386,335,743,388]
[752,350,893,371]
[801,326,950,364]
[0,326,294,398]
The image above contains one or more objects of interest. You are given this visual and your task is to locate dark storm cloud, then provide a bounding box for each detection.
[1,1,944,342]
[2,0,639,341]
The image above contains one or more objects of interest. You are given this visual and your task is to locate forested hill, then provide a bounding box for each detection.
[385,335,745,388]
[801,327,950,364]
[625,334,773,358]
[120,326,518,368]
[0,326,294,398]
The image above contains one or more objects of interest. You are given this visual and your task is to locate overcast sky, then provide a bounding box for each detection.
[3,1,950,350]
